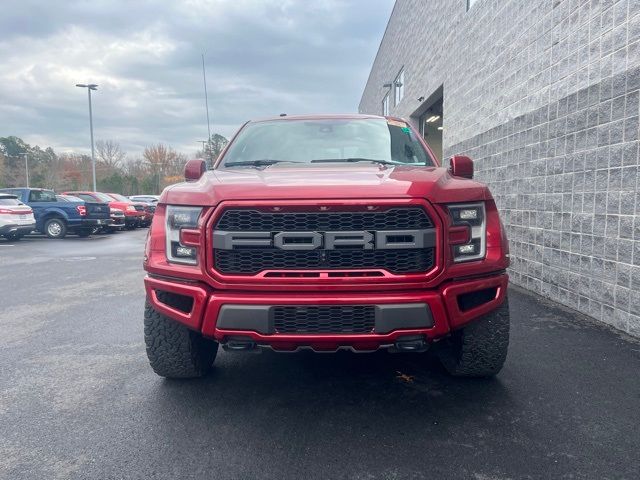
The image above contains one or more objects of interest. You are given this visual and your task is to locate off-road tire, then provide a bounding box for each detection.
[44,218,67,239]
[437,298,510,377]
[4,233,22,241]
[144,302,218,378]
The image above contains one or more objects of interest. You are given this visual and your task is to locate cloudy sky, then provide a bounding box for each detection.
[0,0,393,158]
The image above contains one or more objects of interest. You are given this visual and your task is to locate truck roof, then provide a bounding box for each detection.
[247,113,401,124]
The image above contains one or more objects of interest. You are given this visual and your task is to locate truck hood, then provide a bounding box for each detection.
[162,164,492,206]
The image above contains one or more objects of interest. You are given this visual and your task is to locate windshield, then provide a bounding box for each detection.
[108,193,130,202]
[219,118,435,168]
[93,192,114,202]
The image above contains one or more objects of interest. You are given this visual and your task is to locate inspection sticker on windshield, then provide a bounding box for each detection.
[387,119,407,128]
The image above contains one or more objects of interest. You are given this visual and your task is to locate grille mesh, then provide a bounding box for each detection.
[273,305,375,334]
[216,208,433,231]
[215,248,434,274]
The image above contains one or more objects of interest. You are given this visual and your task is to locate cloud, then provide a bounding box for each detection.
[0,0,393,158]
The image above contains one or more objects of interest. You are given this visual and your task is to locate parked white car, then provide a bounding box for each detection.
[0,193,36,241]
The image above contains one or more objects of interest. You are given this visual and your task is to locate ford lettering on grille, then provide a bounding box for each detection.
[212,208,436,275]
[213,230,435,250]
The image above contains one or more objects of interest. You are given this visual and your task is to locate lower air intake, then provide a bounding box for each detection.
[273,305,375,334]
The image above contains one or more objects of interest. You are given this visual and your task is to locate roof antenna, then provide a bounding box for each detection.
[202,53,212,168]
[279,113,287,117]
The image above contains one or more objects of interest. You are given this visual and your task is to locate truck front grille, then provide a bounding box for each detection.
[212,207,436,275]
[273,305,375,334]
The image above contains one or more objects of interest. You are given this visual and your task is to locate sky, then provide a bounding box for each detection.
[0,0,394,159]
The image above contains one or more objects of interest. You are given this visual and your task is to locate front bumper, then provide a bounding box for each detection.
[110,215,125,227]
[144,272,508,351]
[125,216,140,226]
[0,222,35,236]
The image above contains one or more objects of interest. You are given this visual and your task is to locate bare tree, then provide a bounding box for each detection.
[58,153,94,191]
[96,140,126,169]
[123,157,148,178]
[143,144,186,193]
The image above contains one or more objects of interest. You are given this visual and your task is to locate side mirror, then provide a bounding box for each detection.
[449,155,474,179]
[184,159,206,182]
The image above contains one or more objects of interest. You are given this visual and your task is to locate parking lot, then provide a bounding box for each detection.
[0,229,639,479]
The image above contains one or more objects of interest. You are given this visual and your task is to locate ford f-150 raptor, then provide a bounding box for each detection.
[143,115,510,378]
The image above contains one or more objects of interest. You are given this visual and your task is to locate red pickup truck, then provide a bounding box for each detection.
[143,115,510,378]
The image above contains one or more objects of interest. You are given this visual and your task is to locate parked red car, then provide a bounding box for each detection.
[143,114,510,380]
[63,191,144,229]
[105,193,153,227]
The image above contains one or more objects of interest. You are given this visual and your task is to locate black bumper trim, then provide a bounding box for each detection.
[80,218,113,227]
[216,303,433,334]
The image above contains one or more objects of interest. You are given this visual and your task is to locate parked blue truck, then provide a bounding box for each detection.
[0,188,111,239]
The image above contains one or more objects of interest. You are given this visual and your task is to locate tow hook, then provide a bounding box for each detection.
[390,335,429,353]
[222,337,259,353]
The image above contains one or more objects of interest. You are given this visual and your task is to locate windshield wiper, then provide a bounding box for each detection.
[223,159,298,168]
[310,158,406,166]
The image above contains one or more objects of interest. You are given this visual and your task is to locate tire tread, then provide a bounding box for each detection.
[143,302,218,378]
[438,299,510,377]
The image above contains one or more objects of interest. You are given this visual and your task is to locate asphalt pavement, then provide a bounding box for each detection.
[1,229,639,480]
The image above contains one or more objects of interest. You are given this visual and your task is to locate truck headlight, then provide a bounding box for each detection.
[165,205,202,265]
[447,202,486,262]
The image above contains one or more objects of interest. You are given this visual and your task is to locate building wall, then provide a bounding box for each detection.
[360,0,640,336]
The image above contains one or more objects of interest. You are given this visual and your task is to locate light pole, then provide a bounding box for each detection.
[19,152,29,187]
[76,83,98,191]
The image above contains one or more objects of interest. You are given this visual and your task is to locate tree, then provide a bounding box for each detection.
[59,153,93,191]
[0,136,188,193]
[0,136,29,157]
[96,140,126,169]
[197,133,228,166]
[39,147,64,189]
[208,133,228,160]
[0,153,6,188]
[0,136,30,186]
[143,144,186,193]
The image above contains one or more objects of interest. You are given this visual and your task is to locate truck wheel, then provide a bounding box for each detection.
[44,218,67,239]
[144,301,218,378]
[4,233,22,241]
[77,229,92,238]
[437,298,510,377]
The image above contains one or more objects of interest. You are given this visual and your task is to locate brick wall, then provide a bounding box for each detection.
[360,0,640,336]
